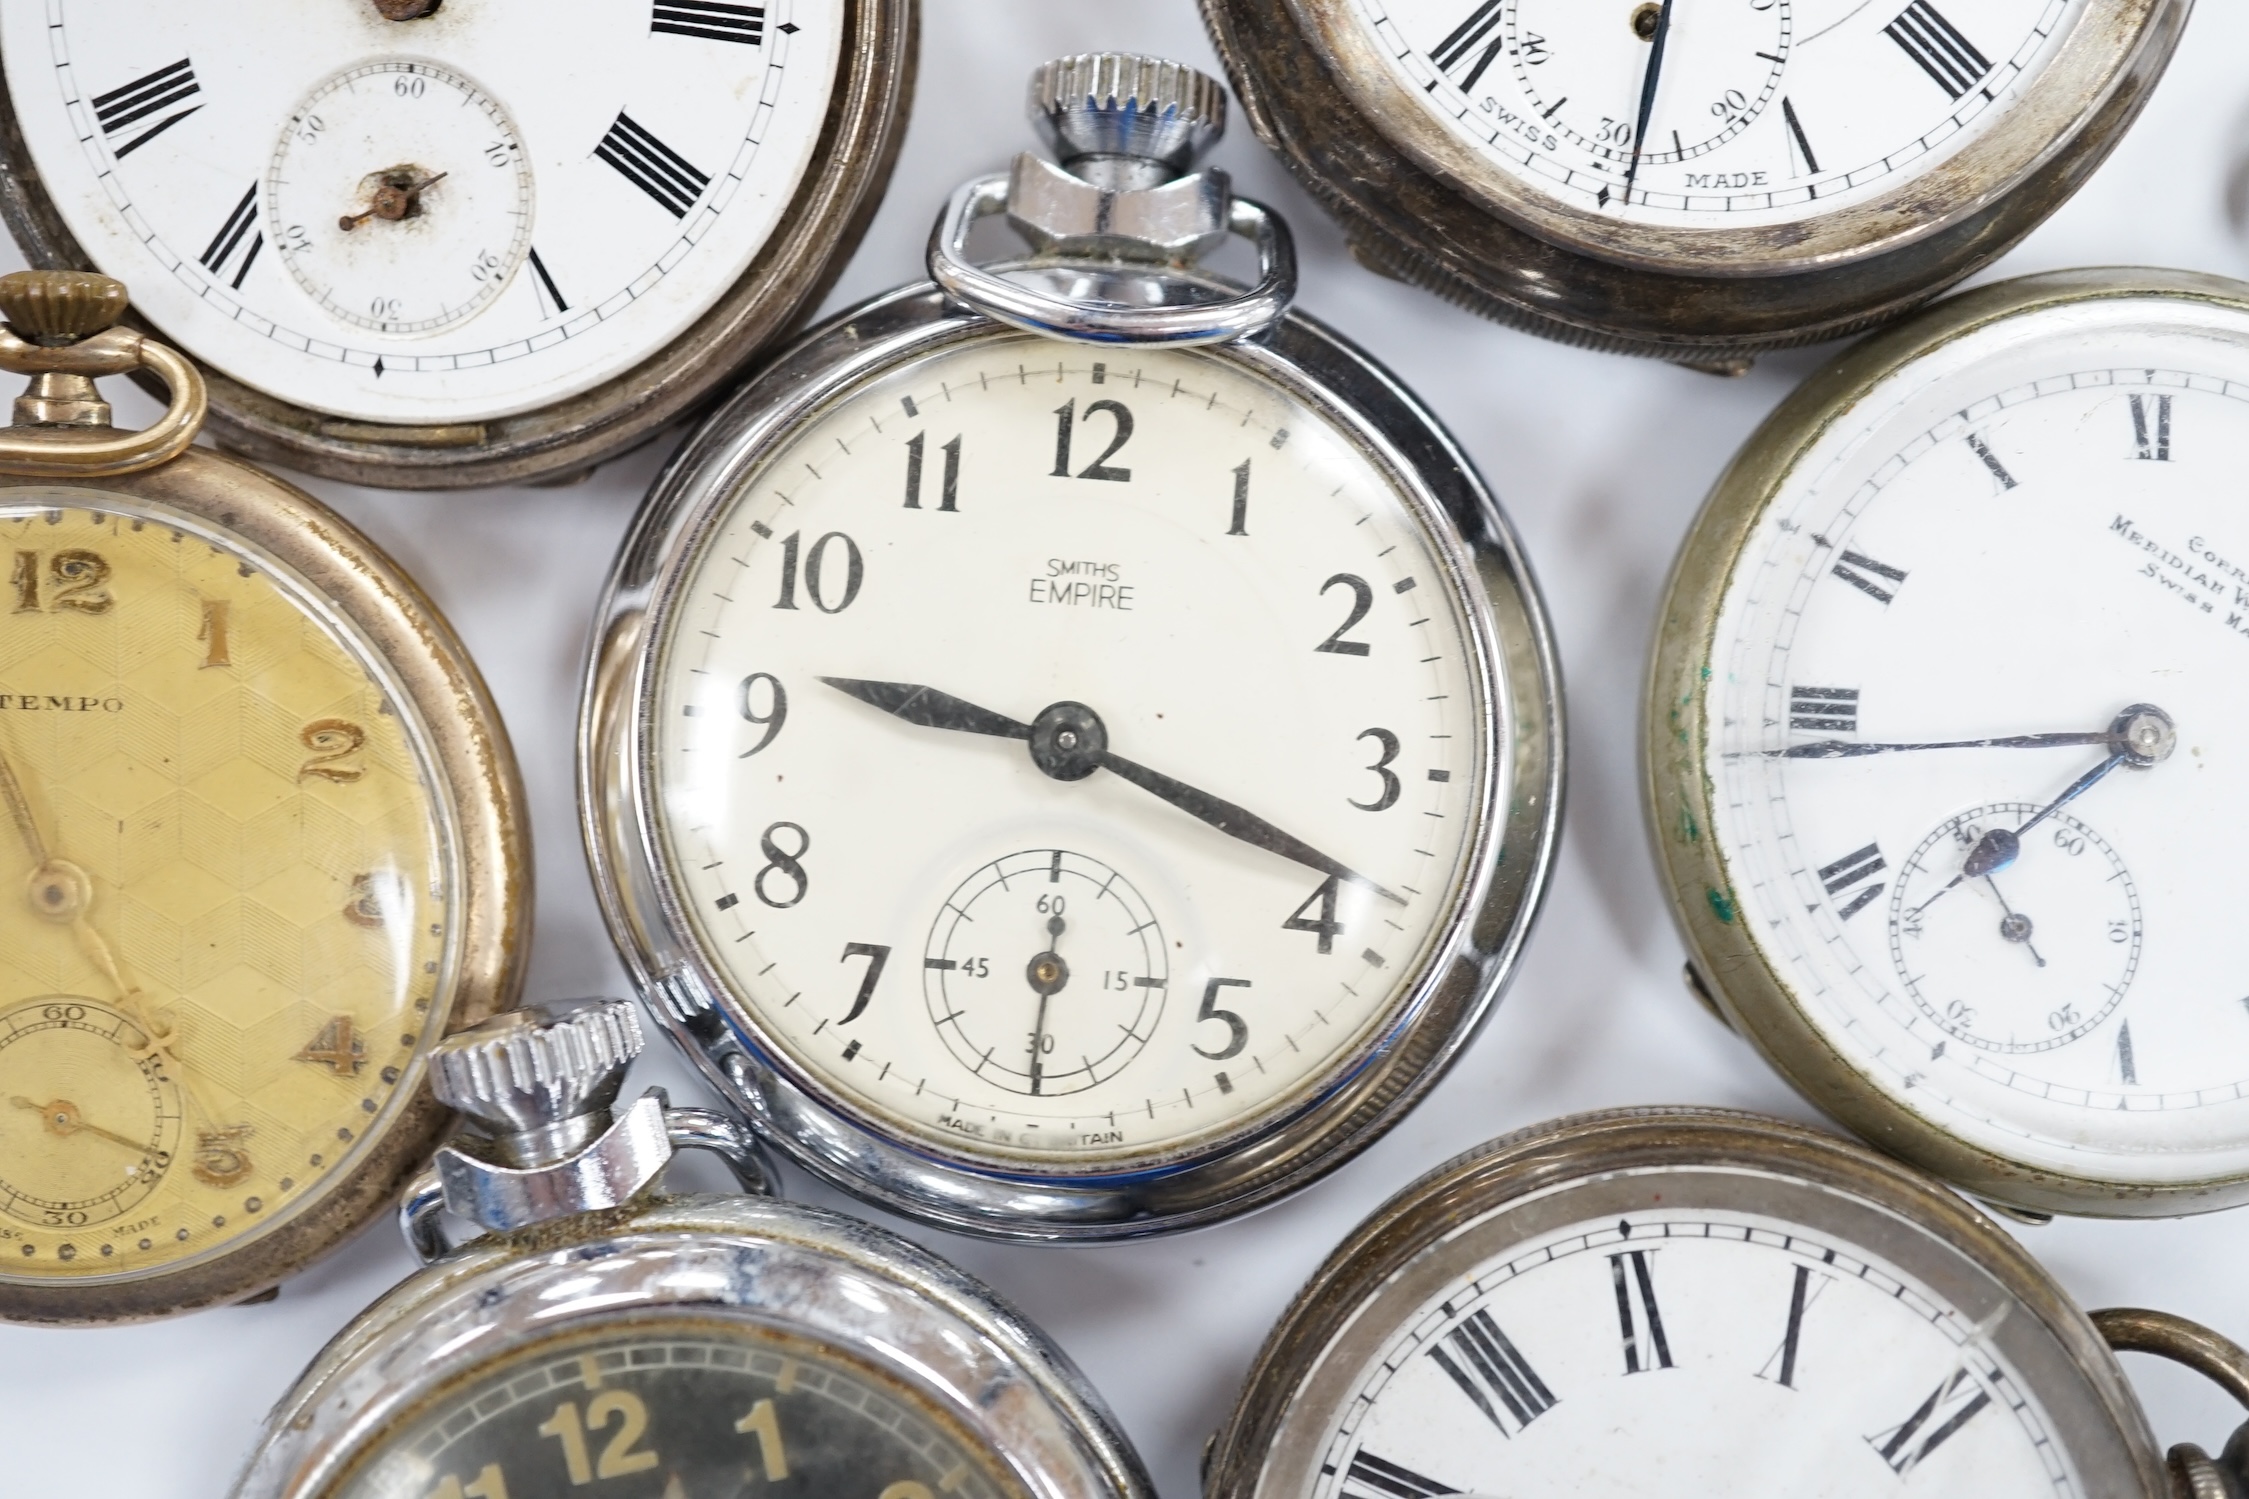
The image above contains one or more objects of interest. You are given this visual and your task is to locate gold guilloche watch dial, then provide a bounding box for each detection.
[0,271,526,1323]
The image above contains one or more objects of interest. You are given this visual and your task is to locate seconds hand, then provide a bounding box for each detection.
[1623,0,1678,205]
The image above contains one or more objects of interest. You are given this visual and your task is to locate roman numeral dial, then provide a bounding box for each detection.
[92,58,202,158]
[7,1,859,429]
[597,112,713,219]
[1322,1214,2077,1494]
[1368,0,2086,232]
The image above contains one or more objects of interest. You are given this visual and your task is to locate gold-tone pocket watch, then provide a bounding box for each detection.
[580,55,1563,1241]
[0,0,914,487]
[232,997,1154,1499]
[0,271,526,1323]
[1648,268,2249,1219]
[1199,0,2188,366]
[1208,1109,2249,1498]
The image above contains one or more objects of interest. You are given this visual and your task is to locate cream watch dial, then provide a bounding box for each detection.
[1349,0,2085,225]
[1315,1205,2075,1495]
[0,0,841,422]
[651,339,1499,1166]
[1706,294,2249,1184]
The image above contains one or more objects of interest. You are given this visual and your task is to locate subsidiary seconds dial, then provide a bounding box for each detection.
[649,339,1497,1166]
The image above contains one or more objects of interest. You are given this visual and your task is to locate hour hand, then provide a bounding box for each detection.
[817,677,1031,740]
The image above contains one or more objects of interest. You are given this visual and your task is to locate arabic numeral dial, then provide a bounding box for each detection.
[652,341,1491,1163]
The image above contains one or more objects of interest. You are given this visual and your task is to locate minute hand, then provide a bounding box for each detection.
[1772,729,2124,760]
[1095,750,1405,906]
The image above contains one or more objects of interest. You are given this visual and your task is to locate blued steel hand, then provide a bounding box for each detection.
[819,676,1405,904]
[1622,0,1678,205]
[1769,728,2129,761]
[1983,875,2045,968]
[1910,706,2173,919]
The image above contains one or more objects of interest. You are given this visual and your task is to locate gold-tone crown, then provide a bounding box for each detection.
[0,271,128,346]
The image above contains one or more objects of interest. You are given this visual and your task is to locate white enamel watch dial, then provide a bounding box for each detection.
[1209,1113,2170,1499]
[1356,0,2083,226]
[646,337,1500,1166]
[1317,1211,2070,1495]
[1674,273,2249,1203]
[0,0,842,423]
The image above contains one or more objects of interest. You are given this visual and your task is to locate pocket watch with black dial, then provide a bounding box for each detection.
[1200,0,2188,365]
[1208,1109,2249,1498]
[0,271,526,1324]
[581,55,1563,1240]
[0,0,914,487]
[1648,268,2249,1217]
[231,997,1154,1499]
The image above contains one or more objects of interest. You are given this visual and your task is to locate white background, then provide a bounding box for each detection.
[5,3,2249,1494]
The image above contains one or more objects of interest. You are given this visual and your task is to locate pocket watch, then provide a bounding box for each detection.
[579,55,1563,1241]
[231,996,1155,1499]
[1206,1107,2249,1498]
[1199,0,2189,367]
[0,270,526,1323]
[0,0,913,488]
[1647,267,2249,1218]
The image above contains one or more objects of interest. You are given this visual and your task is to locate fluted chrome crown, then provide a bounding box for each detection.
[430,996,642,1136]
[1028,54,1226,182]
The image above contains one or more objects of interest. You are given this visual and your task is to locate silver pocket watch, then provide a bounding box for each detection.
[579,54,1563,1242]
[1198,0,2190,367]
[1647,268,2249,1219]
[230,997,1153,1499]
[1207,1108,2249,1498]
[0,0,915,487]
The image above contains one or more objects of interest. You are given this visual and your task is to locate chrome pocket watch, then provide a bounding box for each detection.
[0,272,527,1324]
[580,55,1563,1240]
[1647,268,2249,1217]
[1207,1108,2249,1497]
[231,997,1153,1499]
[1199,0,2188,367]
[0,0,913,487]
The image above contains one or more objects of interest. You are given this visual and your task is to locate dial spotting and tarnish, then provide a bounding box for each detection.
[1312,1209,2079,1496]
[1707,297,2249,1181]
[331,1324,1022,1499]
[652,339,1496,1165]
[0,0,843,421]
[1351,0,2085,226]
[0,493,452,1280]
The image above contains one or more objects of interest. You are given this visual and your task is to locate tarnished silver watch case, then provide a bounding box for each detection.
[1644,268,2249,1219]
[1206,1109,2232,1499]
[1198,0,2189,366]
[232,1191,1151,1499]
[578,276,1563,1242]
[0,0,915,489]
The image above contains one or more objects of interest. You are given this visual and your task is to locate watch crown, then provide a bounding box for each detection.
[0,271,128,347]
[430,997,643,1143]
[1028,54,1226,188]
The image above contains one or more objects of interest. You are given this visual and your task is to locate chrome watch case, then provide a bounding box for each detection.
[578,57,1563,1243]
[233,998,1153,1499]
[1206,1108,2249,1499]
[1198,0,2190,366]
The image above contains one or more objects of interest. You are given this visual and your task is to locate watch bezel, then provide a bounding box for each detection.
[579,283,1564,1241]
[0,0,916,489]
[1643,267,2249,1216]
[0,445,528,1323]
[1205,1108,2169,1499]
[1198,0,2189,358]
